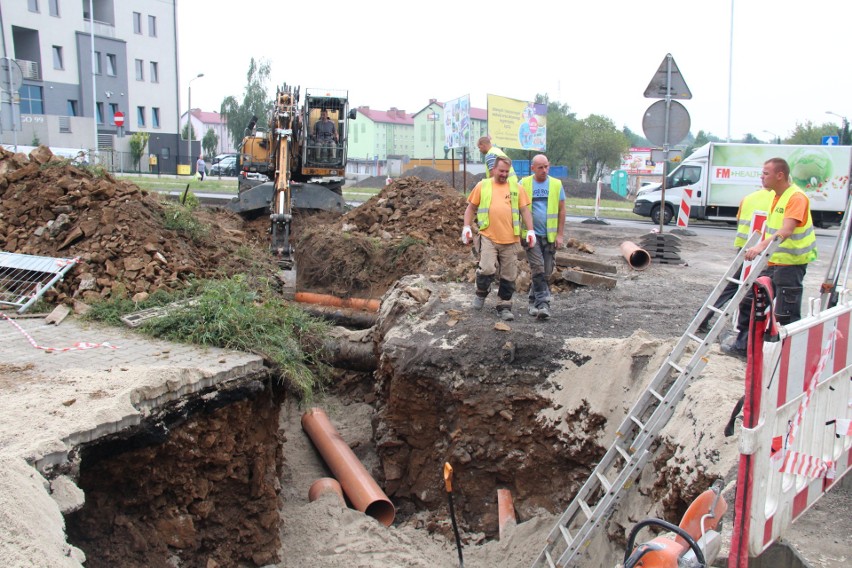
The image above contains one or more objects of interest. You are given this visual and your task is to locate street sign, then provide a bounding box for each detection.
[642,100,691,146]
[822,135,839,146]
[0,57,23,93]
[113,111,124,127]
[644,54,692,100]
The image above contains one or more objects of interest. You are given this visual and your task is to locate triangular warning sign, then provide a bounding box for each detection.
[644,54,692,100]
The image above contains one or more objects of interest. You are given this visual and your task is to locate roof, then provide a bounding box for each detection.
[190,109,227,125]
[355,107,414,125]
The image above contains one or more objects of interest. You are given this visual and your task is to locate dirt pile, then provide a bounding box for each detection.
[352,166,625,201]
[295,177,473,297]
[0,146,269,304]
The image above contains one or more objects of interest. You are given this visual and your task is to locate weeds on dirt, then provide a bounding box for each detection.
[392,236,424,262]
[86,276,331,401]
[161,199,208,241]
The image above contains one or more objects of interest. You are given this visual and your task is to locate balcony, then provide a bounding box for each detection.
[82,18,116,39]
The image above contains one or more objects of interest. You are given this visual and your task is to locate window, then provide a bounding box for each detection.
[96,102,104,124]
[28,0,39,13]
[150,61,159,83]
[106,54,116,76]
[49,0,59,17]
[66,100,78,116]
[148,15,157,37]
[152,107,160,129]
[133,12,142,34]
[135,59,144,81]
[109,103,118,118]
[137,106,145,127]
[93,51,102,74]
[19,85,44,114]
[52,46,64,70]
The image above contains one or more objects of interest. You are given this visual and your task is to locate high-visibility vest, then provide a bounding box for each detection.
[764,185,818,265]
[476,178,521,235]
[484,147,517,179]
[520,175,562,242]
[734,189,774,248]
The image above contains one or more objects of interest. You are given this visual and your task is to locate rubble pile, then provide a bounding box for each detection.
[0,146,265,304]
[295,177,474,296]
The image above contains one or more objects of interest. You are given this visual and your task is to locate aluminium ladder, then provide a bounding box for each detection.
[531,232,781,568]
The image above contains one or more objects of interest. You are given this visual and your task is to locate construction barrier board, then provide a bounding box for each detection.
[736,293,852,559]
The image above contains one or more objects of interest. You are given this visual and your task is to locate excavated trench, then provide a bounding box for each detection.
[61,278,700,568]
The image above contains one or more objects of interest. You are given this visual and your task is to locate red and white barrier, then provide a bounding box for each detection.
[730,293,852,563]
[676,188,692,228]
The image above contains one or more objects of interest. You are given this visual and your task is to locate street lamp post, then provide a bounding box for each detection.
[187,73,204,172]
[427,111,439,165]
[826,111,848,145]
[762,129,779,144]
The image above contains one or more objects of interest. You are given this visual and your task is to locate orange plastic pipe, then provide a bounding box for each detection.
[301,408,395,526]
[294,292,380,313]
[620,241,651,271]
[308,477,345,505]
[497,488,517,540]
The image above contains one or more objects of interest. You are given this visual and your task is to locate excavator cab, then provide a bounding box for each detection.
[300,89,353,180]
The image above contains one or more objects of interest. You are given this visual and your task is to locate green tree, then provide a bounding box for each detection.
[220,58,274,149]
[784,121,840,145]
[741,133,761,144]
[181,122,197,141]
[129,132,149,171]
[202,128,218,158]
[623,126,650,148]
[572,114,629,181]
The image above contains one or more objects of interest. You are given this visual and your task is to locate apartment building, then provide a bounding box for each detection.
[0,0,183,172]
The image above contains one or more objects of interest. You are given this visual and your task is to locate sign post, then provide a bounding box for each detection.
[642,53,692,234]
[113,111,125,139]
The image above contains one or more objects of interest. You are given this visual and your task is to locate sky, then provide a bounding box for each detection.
[176,0,851,144]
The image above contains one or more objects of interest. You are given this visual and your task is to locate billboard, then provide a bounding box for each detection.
[487,94,546,151]
[619,147,664,175]
[443,94,470,150]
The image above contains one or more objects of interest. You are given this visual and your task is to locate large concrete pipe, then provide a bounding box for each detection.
[497,488,517,540]
[620,241,651,271]
[301,408,395,526]
[308,477,345,505]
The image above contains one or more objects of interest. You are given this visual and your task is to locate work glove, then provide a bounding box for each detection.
[461,225,473,244]
[526,232,537,248]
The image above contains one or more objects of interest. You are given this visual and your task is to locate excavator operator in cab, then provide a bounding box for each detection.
[313,109,339,162]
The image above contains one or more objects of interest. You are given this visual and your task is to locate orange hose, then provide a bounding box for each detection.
[294,292,380,313]
[308,477,345,505]
[497,488,517,540]
[301,408,395,526]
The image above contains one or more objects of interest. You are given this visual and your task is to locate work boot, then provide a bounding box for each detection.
[472,295,486,310]
[536,303,551,321]
[497,305,514,321]
[697,319,711,334]
[528,303,539,317]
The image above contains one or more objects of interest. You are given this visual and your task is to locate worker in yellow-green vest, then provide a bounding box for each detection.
[724,157,818,357]
[519,154,565,321]
[697,186,773,333]
[462,156,535,322]
[477,136,517,183]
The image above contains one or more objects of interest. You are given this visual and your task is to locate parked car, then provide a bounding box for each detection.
[210,155,237,176]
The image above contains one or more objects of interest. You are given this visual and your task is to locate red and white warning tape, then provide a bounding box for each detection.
[779,450,835,479]
[1,313,119,352]
[836,418,852,437]
[771,329,839,478]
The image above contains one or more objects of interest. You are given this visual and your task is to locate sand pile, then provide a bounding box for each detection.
[0,146,266,304]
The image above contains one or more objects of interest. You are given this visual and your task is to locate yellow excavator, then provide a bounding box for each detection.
[227,85,355,269]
